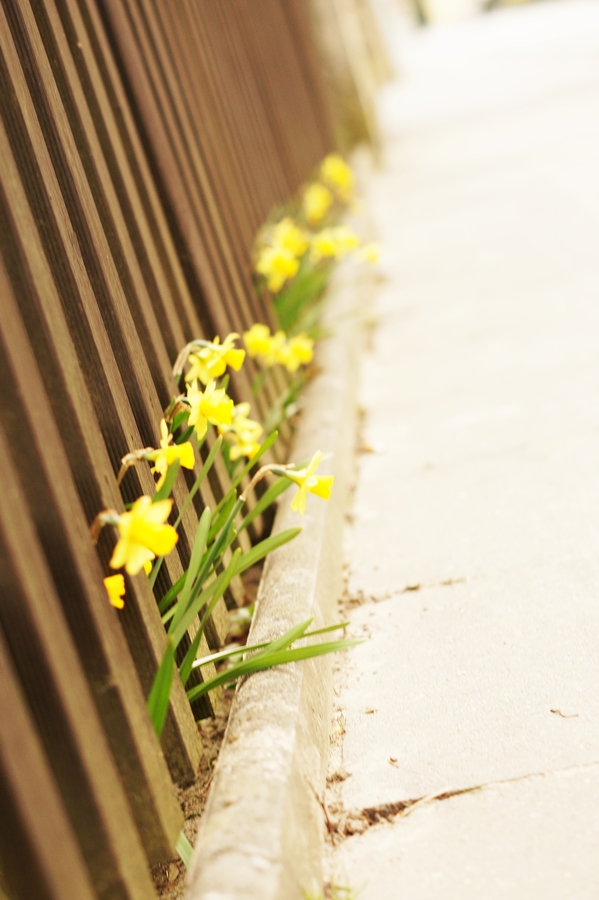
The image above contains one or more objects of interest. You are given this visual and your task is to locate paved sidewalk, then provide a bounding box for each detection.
[326,1,599,897]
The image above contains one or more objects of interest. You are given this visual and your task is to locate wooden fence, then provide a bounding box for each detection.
[0,1,336,897]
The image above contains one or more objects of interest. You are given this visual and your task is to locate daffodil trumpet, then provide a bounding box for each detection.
[104,574,126,609]
[238,452,333,515]
[172,333,245,385]
[116,420,195,489]
[91,496,179,576]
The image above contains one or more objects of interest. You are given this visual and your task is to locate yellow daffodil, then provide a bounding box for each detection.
[104,574,125,609]
[244,323,272,358]
[303,183,333,224]
[287,451,334,515]
[109,497,178,575]
[184,333,245,385]
[310,226,360,262]
[359,242,380,264]
[186,379,234,440]
[146,419,195,489]
[255,245,299,293]
[243,323,283,368]
[320,154,354,202]
[244,324,313,372]
[143,560,153,575]
[272,217,309,257]
[262,330,287,367]
[275,333,314,372]
[219,402,263,460]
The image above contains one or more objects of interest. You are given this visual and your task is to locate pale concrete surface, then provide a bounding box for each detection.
[332,764,599,899]
[326,1,599,896]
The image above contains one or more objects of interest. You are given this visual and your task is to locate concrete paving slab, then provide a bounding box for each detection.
[331,764,599,900]
[327,1,599,895]
[338,556,599,810]
[347,14,599,596]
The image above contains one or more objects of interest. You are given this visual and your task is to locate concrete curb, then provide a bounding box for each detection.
[185,262,364,900]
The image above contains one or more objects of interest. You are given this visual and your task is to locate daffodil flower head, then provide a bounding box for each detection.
[272,217,309,258]
[320,154,354,202]
[287,451,334,515]
[186,379,234,441]
[263,330,287,367]
[109,496,178,575]
[184,333,245,385]
[145,419,195,489]
[303,182,333,224]
[104,574,125,609]
[218,401,263,460]
[244,323,272,359]
[310,226,360,263]
[255,245,300,293]
[275,333,314,372]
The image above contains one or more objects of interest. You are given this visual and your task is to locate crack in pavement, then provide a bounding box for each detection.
[324,760,599,844]
[342,576,468,609]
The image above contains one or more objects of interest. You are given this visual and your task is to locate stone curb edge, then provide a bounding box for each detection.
[184,253,367,900]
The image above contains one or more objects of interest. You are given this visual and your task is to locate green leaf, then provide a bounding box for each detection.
[157,571,186,612]
[235,527,301,576]
[147,637,175,737]
[174,436,223,529]
[191,498,243,595]
[192,620,351,670]
[152,458,181,503]
[208,493,236,544]
[273,260,331,333]
[196,549,242,640]
[251,369,267,396]
[173,548,241,654]
[178,626,206,688]
[176,831,193,868]
[238,477,292,534]
[167,498,243,648]
[171,410,190,432]
[168,507,212,638]
[174,424,194,445]
[187,636,361,704]
[151,437,222,589]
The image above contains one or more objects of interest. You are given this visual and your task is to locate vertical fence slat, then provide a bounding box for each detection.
[0,425,156,900]
[0,629,97,900]
[0,251,188,861]
[0,104,204,779]
[36,0,238,636]
[0,0,226,716]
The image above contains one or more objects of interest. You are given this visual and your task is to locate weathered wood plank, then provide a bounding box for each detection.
[0,254,189,864]
[34,0,236,637]
[0,0,223,716]
[0,629,97,900]
[0,104,204,778]
[0,425,156,900]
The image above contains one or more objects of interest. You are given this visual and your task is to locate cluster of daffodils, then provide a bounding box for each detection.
[87,155,368,742]
[93,155,371,611]
[243,323,314,372]
[93,328,332,609]
[254,154,379,297]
